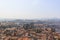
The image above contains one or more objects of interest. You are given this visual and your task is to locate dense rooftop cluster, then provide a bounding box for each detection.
[0,22,60,40]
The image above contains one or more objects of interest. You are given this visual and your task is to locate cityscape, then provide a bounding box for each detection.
[0,19,60,40]
[0,0,60,40]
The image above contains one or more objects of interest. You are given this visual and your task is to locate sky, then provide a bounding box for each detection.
[0,0,60,19]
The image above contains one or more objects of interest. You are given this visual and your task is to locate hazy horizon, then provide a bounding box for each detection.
[0,0,60,19]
